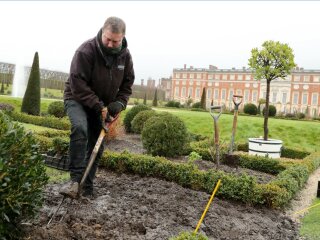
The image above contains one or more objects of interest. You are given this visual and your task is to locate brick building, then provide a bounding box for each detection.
[171,64,320,117]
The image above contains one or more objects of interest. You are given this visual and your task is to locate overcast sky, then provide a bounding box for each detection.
[1,1,320,84]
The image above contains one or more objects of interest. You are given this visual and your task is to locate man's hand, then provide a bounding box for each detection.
[107,101,124,117]
[101,107,108,122]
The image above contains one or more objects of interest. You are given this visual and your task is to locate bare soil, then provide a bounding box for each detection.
[23,133,302,240]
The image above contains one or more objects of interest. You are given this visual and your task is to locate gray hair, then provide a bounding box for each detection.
[102,16,126,35]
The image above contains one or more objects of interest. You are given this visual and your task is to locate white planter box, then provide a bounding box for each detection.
[248,138,282,158]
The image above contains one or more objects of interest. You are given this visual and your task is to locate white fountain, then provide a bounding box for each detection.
[12,62,27,98]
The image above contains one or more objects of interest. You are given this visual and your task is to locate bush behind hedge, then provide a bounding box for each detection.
[123,104,151,132]
[142,113,189,157]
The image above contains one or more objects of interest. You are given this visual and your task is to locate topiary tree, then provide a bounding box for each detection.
[21,52,41,116]
[0,80,4,94]
[123,104,151,132]
[263,104,277,117]
[47,101,66,118]
[141,113,188,157]
[152,88,158,107]
[0,112,48,238]
[249,40,296,140]
[131,109,156,134]
[243,103,258,115]
[192,102,202,109]
[143,92,147,105]
[200,87,206,109]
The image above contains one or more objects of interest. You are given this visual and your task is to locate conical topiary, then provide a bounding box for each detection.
[21,52,41,115]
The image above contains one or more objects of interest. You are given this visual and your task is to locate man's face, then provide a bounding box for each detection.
[102,29,124,49]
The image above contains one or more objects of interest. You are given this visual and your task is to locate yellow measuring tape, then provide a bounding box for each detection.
[293,202,320,215]
[194,179,221,234]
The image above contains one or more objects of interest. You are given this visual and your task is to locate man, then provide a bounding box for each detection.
[61,16,135,199]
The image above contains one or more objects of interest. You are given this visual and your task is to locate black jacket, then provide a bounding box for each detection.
[64,34,135,112]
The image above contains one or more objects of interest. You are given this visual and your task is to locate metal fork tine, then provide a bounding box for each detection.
[47,196,66,227]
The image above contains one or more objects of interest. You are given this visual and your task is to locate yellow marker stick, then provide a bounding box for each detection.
[293,202,320,215]
[194,179,221,234]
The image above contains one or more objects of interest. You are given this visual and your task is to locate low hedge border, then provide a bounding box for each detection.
[100,150,320,209]
[7,111,70,130]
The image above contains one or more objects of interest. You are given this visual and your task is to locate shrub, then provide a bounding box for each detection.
[47,101,66,118]
[297,112,305,119]
[285,113,296,119]
[131,110,156,134]
[0,102,14,112]
[169,231,208,240]
[123,104,151,133]
[262,105,277,117]
[52,137,69,156]
[0,112,48,238]
[141,113,188,157]
[165,100,181,108]
[192,102,202,109]
[243,103,258,115]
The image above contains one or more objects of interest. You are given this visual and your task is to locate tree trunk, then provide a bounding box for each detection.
[264,80,270,140]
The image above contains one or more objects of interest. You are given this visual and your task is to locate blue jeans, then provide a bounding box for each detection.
[64,99,104,192]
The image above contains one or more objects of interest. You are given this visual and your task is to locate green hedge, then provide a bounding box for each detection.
[7,111,70,130]
[101,151,259,205]
[100,150,320,209]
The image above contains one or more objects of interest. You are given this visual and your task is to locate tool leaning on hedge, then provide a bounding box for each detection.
[47,108,119,226]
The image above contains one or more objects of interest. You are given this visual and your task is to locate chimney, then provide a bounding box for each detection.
[184,64,186,69]
[190,66,193,69]
[141,79,144,86]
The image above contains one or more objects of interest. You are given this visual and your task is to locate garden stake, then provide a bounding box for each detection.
[229,95,243,154]
[47,111,119,227]
[209,106,222,166]
[194,179,221,234]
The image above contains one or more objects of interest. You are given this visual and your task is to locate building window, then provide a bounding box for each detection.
[182,80,186,85]
[181,87,186,97]
[304,76,310,82]
[312,93,318,105]
[214,89,219,99]
[236,89,242,96]
[222,74,227,80]
[189,80,193,85]
[207,89,212,99]
[237,74,243,80]
[246,75,251,80]
[294,75,300,82]
[230,74,235,80]
[272,92,277,103]
[221,89,226,100]
[183,73,187,79]
[293,92,299,104]
[244,90,249,102]
[188,88,193,98]
[175,73,180,78]
[196,81,200,86]
[262,92,266,99]
[190,74,194,79]
[175,87,179,97]
[208,74,213,80]
[215,74,220,80]
[197,73,202,79]
[252,91,258,102]
[313,76,320,82]
[282,92,287,104]
[229,90,234,100]
[196,88,201,98]
[302,93,308,105]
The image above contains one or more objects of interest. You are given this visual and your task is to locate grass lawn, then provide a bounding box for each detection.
[300,198,320,240]
[154,108,320,152]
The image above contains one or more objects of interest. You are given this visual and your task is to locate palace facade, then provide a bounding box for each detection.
[171,64,320,117]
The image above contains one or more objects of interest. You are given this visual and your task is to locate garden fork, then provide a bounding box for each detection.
[209,106,222,167]
[229,95,243,154]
